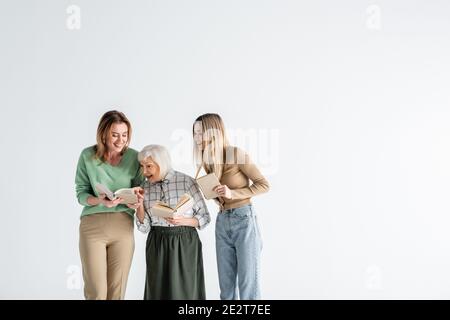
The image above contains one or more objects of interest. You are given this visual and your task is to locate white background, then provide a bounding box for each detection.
[1,0,450,299]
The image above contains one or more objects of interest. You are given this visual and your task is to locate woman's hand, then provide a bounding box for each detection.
[126,187,144,210]
[98,194,123,208]
[165,216,199,227]
[214,185,232,199]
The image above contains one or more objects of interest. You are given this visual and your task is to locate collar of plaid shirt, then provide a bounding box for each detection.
[154,169,175,185]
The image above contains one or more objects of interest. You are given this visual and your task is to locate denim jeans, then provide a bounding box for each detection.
[215,204,263,300]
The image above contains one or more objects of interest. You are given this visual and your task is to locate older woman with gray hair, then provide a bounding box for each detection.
[135,144,211,300]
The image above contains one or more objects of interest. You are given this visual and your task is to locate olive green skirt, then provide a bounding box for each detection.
[144,226,206,300]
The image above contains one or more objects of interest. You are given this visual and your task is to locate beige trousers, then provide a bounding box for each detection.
[79,212,134,300]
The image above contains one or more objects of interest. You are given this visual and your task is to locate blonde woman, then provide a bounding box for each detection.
[192,113,270,300]
[135,145,210,300]
[75,110,143,300]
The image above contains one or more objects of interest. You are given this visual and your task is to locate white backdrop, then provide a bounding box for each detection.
[1,0,450,299]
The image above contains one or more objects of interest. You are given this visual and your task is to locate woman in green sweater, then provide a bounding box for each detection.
[75,110,144,300]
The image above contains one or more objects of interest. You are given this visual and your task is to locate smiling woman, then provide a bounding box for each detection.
[134,144,211,300]
[75,110,144,300]
[94,110,132,163]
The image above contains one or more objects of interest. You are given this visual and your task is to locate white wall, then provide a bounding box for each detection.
[1,0,450,299]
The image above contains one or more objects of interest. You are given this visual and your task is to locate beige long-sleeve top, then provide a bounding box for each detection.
[215,146,270,210]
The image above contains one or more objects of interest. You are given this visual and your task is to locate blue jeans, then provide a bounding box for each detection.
[215,204,263,300]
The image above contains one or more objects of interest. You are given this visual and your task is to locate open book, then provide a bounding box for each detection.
[151,193,194,218]
[95,183,138,205]
[196,173,221,200]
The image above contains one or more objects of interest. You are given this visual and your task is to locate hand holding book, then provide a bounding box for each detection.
[95,183,140,205]
[98,193,124,208]
[126,187,144,210]
[213,184,232,199]
[164,215,200,228]
[149,194,199,227]
[151,193,194,218]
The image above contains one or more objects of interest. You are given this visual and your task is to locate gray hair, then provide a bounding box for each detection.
[138,144,172,180]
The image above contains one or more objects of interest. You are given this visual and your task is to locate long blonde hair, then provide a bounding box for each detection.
[193,113,229,179]
[94,110,132,161]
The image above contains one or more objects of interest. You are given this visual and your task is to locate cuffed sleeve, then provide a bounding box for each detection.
[136,209,151,233]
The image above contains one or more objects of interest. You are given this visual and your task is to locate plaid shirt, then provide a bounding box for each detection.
[136,169,210,233]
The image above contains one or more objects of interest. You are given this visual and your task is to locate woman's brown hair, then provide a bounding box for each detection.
[94,110,132,161]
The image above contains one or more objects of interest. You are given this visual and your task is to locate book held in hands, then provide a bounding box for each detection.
[195,173,221,200]
[95,183,138,205]
[151,193,194,218]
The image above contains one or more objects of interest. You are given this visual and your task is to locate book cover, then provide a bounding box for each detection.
[196,173,220,200]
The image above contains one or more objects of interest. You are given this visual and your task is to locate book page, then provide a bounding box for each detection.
[114,188,138,204]
[151,205,177,218]
[154,201,173,209]
[175,196,194,215]
[95,183,115,201]
[175,193,191,209]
